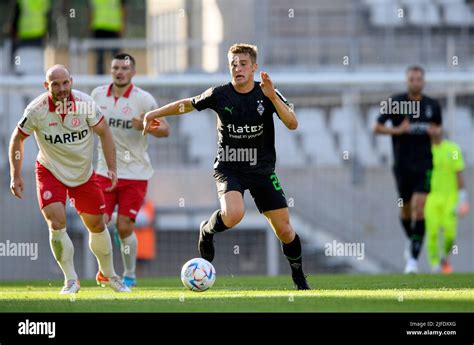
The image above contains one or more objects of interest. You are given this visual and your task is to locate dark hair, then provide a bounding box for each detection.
[406,64,425,76]
[113,53,136,67]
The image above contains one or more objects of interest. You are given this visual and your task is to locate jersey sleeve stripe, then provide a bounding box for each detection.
[275,89,288,103]
[91,115,105,127]
[275,88,285,99]
[17,126,30,137]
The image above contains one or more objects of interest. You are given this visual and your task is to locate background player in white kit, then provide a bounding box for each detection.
[92,53,170,287]
[8,65,130,294]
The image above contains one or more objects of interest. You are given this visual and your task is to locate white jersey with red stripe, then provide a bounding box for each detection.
[17,89,104,187]
[91,84,157,180]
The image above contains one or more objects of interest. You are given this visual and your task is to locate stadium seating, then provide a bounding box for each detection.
[366,0,474,28]
[179,111,217,167]
[274,118,306,167]
[451,107,474,163]
[329,107,353,154]
[0,95,5,169]
[402,0,441,26]
[438,0,474,26]
[355,113,379,166]
[364,0,404,27]
[329,107,379,166]
[298,109,341,166]
[174,105,474,168]
[367,106,393,165]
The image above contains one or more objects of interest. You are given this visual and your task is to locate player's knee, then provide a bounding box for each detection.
[414,206,425,220]
[221,208,244,227]
[400,206,411,219]
[276,223,294,243]
[49,219,66,230]
[117,217,134,238]
[87,217,106,233]
[43,210,66,230]
[103,214,111,226]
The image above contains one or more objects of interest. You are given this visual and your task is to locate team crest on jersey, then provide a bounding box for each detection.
[425,106,432,119]
[257,100,265,116]
[122,105,132,114]
[71,117,81,127]
[43,191,52,200]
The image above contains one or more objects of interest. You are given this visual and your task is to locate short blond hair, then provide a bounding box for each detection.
[228,43,258,63]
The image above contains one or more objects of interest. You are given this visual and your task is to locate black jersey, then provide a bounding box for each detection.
[191,81,289,174]
[377,93,442,170]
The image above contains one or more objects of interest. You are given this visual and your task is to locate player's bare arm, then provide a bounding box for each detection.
[373,117,410,136]
[92,120,118,191]
[8,128,28,199]
[426,123,442,137]
[148,117,170,138]
[456,171,470,218]
[260,71,298,130]
[143,98,194,135]
[133,113,170,138]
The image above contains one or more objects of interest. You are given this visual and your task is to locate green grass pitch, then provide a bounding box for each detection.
[0,274,473,312]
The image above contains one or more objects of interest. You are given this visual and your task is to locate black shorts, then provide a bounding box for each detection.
[213,168,288,213]
[392,166,432,202]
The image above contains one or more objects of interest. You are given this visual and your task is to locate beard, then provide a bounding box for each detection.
[52,90,70,102]
[408,85,423,95]
[114,80,130,88]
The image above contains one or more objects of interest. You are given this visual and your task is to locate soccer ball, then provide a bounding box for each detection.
[180,258,216,292]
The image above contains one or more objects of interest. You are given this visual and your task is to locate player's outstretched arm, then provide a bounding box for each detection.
[92,120,118,192]
[143,98,194,135]
[8,128,27,199]
[132,113,170,138]
[260,71,298,130]
[148,117,170,138]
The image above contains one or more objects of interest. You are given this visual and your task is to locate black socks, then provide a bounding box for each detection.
[202,210,229,235]
[400,218,412,239]
[282,233,303,270]
[410,220,425,259]
[400,217,425,259]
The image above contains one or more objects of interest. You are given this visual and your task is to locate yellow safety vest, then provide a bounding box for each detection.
[91,0,123,32]
[18,0,50,40]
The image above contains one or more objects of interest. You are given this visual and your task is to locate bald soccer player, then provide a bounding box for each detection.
[9,65,131,294]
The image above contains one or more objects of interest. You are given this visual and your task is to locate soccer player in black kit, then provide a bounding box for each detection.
[143,43,310,289]
[374,65,442,273]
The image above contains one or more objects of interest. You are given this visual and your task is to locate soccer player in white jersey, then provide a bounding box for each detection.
[92,53,170,287]
[8,65,131,294]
